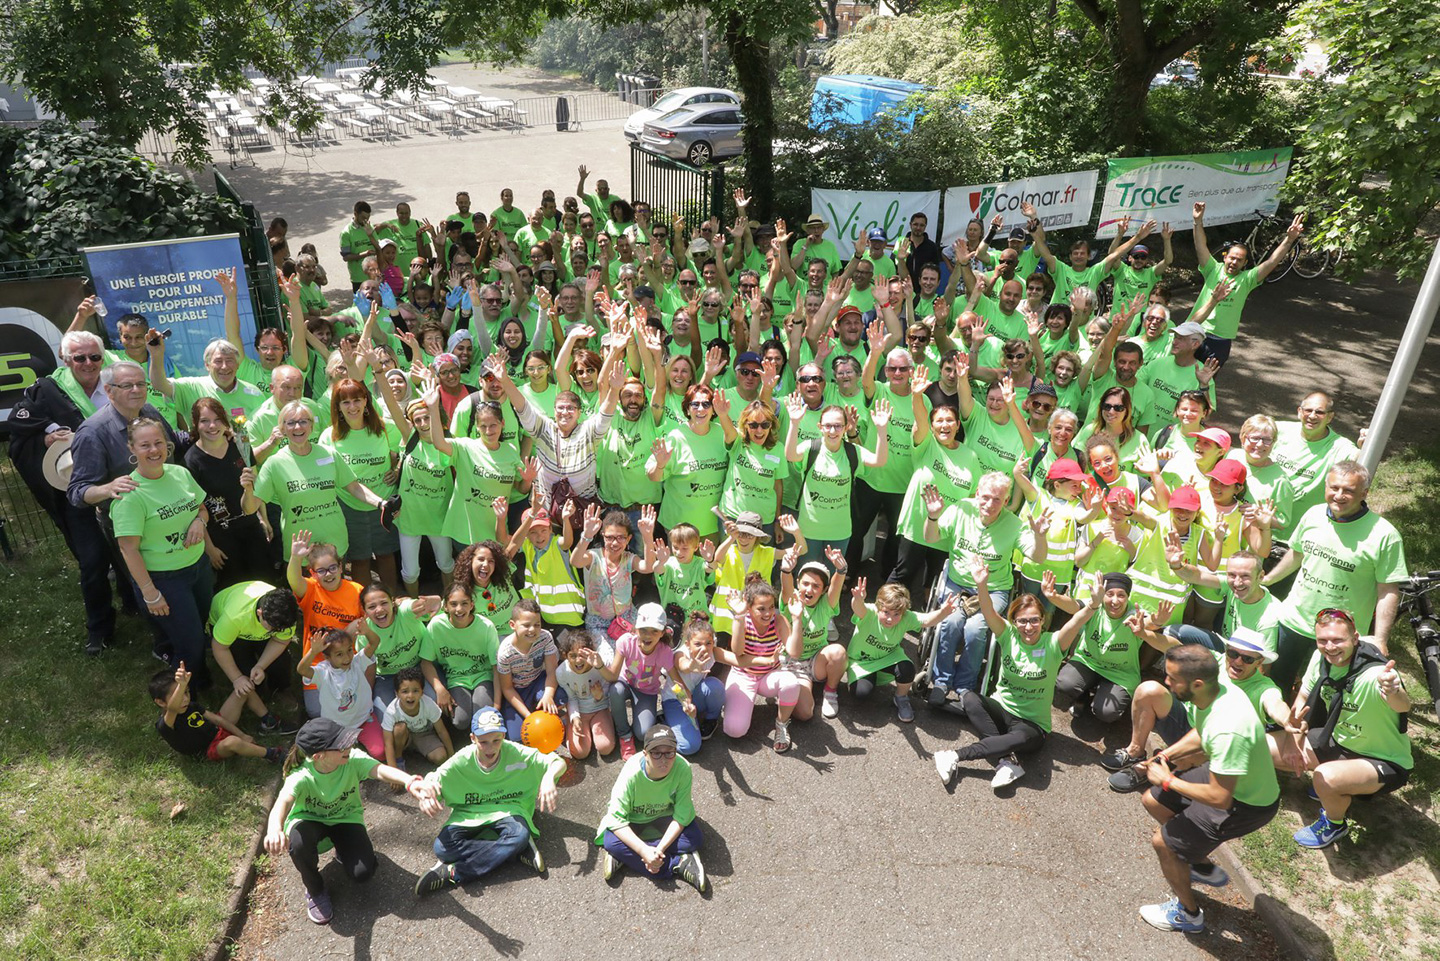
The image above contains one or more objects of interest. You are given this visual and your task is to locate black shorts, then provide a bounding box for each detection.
[1310,738,1412,796]
[1151,764,1278,863]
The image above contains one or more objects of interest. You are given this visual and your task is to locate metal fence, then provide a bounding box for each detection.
[629,143,727,232]
[0,454,60,556]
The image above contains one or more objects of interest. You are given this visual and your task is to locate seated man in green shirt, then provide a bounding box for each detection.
[1135,644,1280,934]
[209,581,303,735]
[1277,608,1413,850]
[595,724,707,891]
[414,707,568,894]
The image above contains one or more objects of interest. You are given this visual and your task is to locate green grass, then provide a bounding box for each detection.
[1234,441,1440,961]
[0,550,275,961]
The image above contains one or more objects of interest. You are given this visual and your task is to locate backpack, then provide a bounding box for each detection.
[802,440,859,498]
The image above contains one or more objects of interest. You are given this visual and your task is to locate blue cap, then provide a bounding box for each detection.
[867,228,887,242]
[735,351,763,368]
[470,707,506,737]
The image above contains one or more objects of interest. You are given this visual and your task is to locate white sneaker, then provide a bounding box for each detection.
[933,749,959,785]
[821,689,839,719]
[991,756,1025,790]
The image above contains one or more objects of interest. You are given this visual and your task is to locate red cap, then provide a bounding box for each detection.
[530,507,552,526]
[1169,485,1202,511]
[1207,459,1247,486]
[1195,427,1232,451]
[1045,458,1087,483]
[836,305,863,321]
[1104,486,1136,509]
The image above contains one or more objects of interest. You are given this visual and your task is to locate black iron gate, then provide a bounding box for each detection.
[629,144,726,233]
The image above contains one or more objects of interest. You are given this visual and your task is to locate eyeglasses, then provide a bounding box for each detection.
[1014,616,1043,626]
[72,353,103,363]
[745,422,768,430]
[524,367,550,375]
[819,423,845,432]
[283,419,314,428]
[797,375,822,384]
[482,297,503,305]
[1004,351,1028,360]
[908,335,930,344]
[601,534,628,542]
[678,279,697,286]
[702,302,721,309]
[1101,403,1126,413]
[313,564,341,576]
[647,748,676,759]
[1225,649,1260,665]
[109,381,147,391]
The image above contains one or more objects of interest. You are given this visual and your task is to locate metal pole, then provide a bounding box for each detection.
[1359,234,1440,475]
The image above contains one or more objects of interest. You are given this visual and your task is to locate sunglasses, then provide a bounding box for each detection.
[690,400,713,410]
[1030,402,1055,413]
[1101,403,1126,412]
[745,422,768,430]
[737,367,761,376]
[885,365,913,373]
[72,353,104,363]
[1225,649,1260,665]
[678,279,698,285]
[797,375,822,384]
[1316,607,1355,625]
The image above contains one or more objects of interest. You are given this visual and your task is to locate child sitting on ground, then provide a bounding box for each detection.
[299,629,384,758]
[595,724,707,892]
[151,662,283,764]
[382,665,455,771]
[665,614,728,742]
[495,600,568,742]
[602,603,688,759]
[555,629,616,761]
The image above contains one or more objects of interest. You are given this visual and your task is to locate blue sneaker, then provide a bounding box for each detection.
[1139,897,1205,932]
[1294,811,1348,849]
[1190,862,1229,887]
[1305,782,1319,801]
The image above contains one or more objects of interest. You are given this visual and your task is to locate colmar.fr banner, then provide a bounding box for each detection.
[941,170,1099,244]
[1096,148,1292,238]
[810,189,941,251]
[82,234,257,377]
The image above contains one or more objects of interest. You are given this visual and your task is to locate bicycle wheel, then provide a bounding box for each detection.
[1251,219,1293,283]
[1292,238,1331,279]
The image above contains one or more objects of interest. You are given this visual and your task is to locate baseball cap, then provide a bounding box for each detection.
[688,238,711,255]
[836,305,862,322]
[735,351,763,369]
[1131,244,1149,256]
[1105,486,1136,510]
[470,707,506,737]
[867,228,887,242]
[1046,458,1087,483]
[1009,226,1029,240]
[1195,427,1232,451]
[1172,321,1205,339]
[377,238,397,250]
[635,602,667,631]
[1226,627,1277,664]
[529,507,552,527]
[1208,459,1247,486]
[1169,485,1202,511]
[296,718,359,754]
[643,725,678,751]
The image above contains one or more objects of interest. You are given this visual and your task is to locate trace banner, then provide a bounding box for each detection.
[1096,148,1292,238]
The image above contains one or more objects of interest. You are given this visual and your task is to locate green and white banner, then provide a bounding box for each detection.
[1097,148,1292,237]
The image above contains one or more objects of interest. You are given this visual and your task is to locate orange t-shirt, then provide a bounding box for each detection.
[298,576,365,690]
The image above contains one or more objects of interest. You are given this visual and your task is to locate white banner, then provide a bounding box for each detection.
[809,189,941,250]
[941,170,1099,244]
[1095,148,1292,238]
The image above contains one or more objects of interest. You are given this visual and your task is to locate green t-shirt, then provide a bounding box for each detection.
[720,440,786,525]
[395,440,452,537]
[339,222,375,284]
[1281,506,1408,637]
[518,381,558,418]
[1225,454,1296,541]
[1196,259,1262,340]
[299,281,329,318]
[1269,423,1358,532]
[654,555,712,620]
[1299,651,1413,769]
[933,500,1023,591]
[320,421,402,511]
[378,219,425,265]
[245,396,327,456]
[172,375,266,427]
[110,465,205,572]
[861,385,929,494]
[973,296,1028,342]
[282,750,380,831]
[1081,373,1154,438]
[442,438,523,544]
[961,408,1030,476]
[490,205,528,240]
[598,412,664,507]
[595,753,696,843]
[422,612,499,690]
[991,627,1065,733]
[362,597,431,675]
[1218,582,1282,654]
[426,741,555,834]
[1050,261,1109,305]
[236,356,291,397]
[797,596,838,660]
[790,238,842,278]
[1137,355,1215,430]
[895,435,980,545]
[1072,611,1144,694]
[1198,686,1280,807]
[253,443,357,556]
[209,580,297,647]
[657,427,729,537]
[1111,263,1160,313]
[795,440,857,541]
[846,608,922,681]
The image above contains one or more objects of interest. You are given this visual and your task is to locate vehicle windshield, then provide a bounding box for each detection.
[650,91,687,112]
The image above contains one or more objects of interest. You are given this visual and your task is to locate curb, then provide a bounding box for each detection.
[204,771,283,961]
[1212,842,1314,961]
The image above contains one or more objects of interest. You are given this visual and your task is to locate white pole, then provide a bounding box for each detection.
[1360,235,1440,475]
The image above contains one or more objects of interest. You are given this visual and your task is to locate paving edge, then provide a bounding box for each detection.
[1212,842,1314,961]
[203,771,283,961]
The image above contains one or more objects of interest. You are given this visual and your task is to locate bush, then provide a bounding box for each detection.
[529,13,734,92]
[0,124,242,263]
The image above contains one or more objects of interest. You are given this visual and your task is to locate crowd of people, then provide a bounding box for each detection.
[6,169,1418,932]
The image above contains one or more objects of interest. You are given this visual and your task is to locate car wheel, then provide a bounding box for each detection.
[687,141,712,166]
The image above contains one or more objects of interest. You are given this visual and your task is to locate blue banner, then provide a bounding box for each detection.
[82,235,257,377]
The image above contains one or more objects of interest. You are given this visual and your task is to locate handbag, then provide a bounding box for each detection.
[602,554,635,640]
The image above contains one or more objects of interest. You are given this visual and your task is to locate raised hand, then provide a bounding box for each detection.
[491,496,508,521]
[1028,507,1052,538]
[650,438,672,468]
[638,504,657,537]
[968,552,989,588]
[1377,660,1402,696]
[824,545,847,572]
[778,514,799,535]
[215,267,238,298]
[290,530,312,560]
[780,543,800,573]
[910,368,931,395]
[1192,202,1206,221]
[922,483,944,518]
[1164,530,1184,568]
[1197,357,1221,387]
[870,398,892,430]
[850,575,868,605]
[652,537,671,568]
[1041,569,1058,598]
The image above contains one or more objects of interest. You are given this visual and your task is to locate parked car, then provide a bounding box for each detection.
[623,86,740,142]
[1150,59,1199,88]
[639,105,745,166]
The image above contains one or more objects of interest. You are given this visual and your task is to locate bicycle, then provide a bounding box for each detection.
[1399,572,1440,718]
[1238,209,1296,284]
[1291,234,1342,279]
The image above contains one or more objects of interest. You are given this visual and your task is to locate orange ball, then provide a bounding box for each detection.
[520,711,565,753]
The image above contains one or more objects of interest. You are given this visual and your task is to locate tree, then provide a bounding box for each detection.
[1285,0,1440,281]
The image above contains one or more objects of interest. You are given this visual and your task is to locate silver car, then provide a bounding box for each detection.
[623,86,740,141]
[639,105,745,166]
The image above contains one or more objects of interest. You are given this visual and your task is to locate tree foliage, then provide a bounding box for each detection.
[1284,0,1440,281]
[530,11,733,90]
[0,124,243,262]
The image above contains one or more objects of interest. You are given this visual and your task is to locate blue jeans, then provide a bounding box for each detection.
[601,818,703,879]
[142,557,215,688]
[663,677,724,756]
[1164,624,1225,652]
[501,675,567,741]
[933,578,1010,695]
[434,815,531,884]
